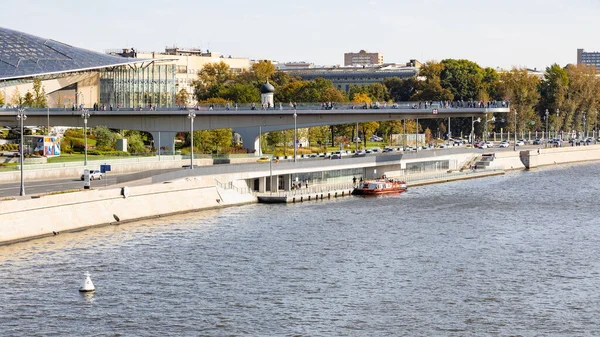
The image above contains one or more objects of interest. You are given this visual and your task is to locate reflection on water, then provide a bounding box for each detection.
[1,163,600,335]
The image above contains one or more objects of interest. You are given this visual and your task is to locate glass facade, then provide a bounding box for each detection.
[99,63,176,108]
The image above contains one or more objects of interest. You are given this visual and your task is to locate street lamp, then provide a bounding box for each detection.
[188,111,196,169]
[81,110,90,166]
[16,109,26,196]
[582,111,587,141]
[513,109,517,151]
[293,110,297,162]
[471,117,481,145]
[555,108,560,140]
[483,116,496,142]
[545,109,549,141]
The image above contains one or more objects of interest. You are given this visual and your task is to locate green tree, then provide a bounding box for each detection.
[411,77,454,101]
[367,83,389,102]
[439,59,484,101]
[499,68,541,133]
[0,90,4,106]
[308,126,330,148]
[384,77,419,101]
[94,126,116,150]
[124,130,148,154]
[211,128,232,154]
[221,83,260,103]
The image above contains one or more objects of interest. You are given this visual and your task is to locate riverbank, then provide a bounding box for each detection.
[2,146,600,245]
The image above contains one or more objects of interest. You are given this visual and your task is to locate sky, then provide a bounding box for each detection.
[2,0,600,71]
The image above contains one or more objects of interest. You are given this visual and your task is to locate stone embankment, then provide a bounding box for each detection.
[0,178,255,245]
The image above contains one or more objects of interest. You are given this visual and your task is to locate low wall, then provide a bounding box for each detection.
[0,178,256,245]
[490,145,600,171]
[0,158,213,182]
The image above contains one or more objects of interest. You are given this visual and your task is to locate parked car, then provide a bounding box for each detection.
[330,154,342,159]
[81,169,104,181]
[532,139,542,145]
[516,140,525,146]
[369,135,384,142]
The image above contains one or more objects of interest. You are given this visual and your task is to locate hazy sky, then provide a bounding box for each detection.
[2,0,599,70]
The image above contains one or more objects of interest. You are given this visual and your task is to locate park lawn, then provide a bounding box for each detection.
[47,154,132,163]
[63,137,97,146]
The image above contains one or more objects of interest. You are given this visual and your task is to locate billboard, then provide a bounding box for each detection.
[31,136,61,157]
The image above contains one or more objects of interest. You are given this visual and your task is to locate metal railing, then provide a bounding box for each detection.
[258,182,355,198]
[215,179,254,195]
[1,101,510,113]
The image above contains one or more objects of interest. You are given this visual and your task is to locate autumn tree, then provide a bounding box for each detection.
[176,89,190,107]
[499,68,541,133]
[252,60,276,82]
[32,78,47,108]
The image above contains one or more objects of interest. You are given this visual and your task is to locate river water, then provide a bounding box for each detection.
[1,163,600,336]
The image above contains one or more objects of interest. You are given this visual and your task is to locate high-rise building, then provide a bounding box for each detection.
[577,48,600,68]
[344,50,383,66]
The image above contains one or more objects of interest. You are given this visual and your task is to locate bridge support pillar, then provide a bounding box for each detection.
[235,127,260,156]
[150,131,176,155]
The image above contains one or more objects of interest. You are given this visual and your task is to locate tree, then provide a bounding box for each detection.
[125,130,148,153]
[411,77,454,101]
[32,78,47,108]
[439,59,484,101]
[308,126,330,149]
[384,77,419,101]
[176,89,190,107]
[211,128,233,154]
[321,87,348,102]
[221,83,260,104]
[94,126,116,150]
[10,87,22,107]
[0,90,3,106]
[23,91,34,107]
[499,68,541,133]
[252,60,276,82]
[352,92,371,104]
[359,121,380,147]
[193,62,235,101]
[367,83,389,102]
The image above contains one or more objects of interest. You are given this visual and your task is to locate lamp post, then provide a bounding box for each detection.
[81,109,90,166]
[545,109,549,141]
[471,117,481,145]
[582,111,587,140]
[513,109,517,151]
[595,110,598,144]
[293,110,297,162]
[555,108,560,140]
[188,111,196,169]
[16,109,26,196]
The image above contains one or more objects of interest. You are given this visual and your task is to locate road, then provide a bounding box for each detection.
[0,176,119,197]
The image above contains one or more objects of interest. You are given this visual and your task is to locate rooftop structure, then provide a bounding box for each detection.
[577,48,600,69]
[0,27,177,109]
[344,50,384,66]
[283,62,419,93]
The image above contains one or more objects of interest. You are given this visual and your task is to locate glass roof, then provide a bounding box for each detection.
[0,27,143,80]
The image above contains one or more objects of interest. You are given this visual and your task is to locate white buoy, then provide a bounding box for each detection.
[79,272,96,293]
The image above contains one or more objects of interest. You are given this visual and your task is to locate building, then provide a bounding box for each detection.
[577,48,600,68]
[0,27,177,110]
[344,50,384,66]
[283,62,420,93]
[108,47,251,105]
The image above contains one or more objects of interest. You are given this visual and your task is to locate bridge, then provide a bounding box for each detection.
[0,102,510,153]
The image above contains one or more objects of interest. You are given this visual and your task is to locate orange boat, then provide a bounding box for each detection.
[352,179,407,195]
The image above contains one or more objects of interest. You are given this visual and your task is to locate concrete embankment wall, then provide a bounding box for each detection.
[490,145,600,171]
[0,178,256,245]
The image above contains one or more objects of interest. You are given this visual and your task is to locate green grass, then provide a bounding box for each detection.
[47,154,131,163]
[64,137,97,146]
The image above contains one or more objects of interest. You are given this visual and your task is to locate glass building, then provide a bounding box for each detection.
[99,63,176,108]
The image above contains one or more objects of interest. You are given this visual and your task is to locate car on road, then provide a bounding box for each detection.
[485,141,494,148]
[256,156,271,162]
[533,139,543,145]
[81,169,104,181]
[330,154,342,159]
[499,141,509,148]
[516,140,525,146]
[369,135,384,142]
